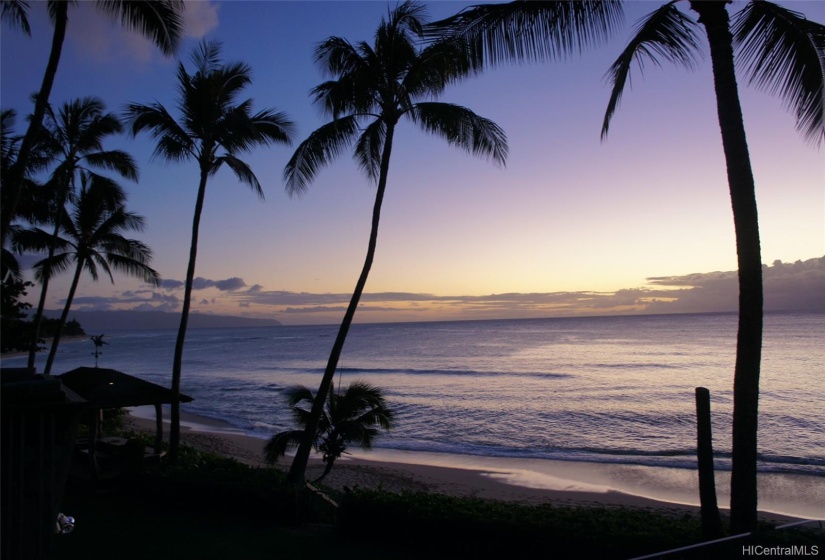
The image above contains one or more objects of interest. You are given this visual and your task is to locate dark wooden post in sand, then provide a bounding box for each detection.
[695,386,723,539]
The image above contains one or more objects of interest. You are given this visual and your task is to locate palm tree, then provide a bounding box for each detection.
[282,1,508,484]
[26,97,138,370]
[430,0,824,532]
[126,40,294,461]
[1,108,54,283]
[21,174,159,374]
[265,381,394,484]
[0,0,183,250]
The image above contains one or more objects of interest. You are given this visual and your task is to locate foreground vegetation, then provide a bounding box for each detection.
[52,441,822,560]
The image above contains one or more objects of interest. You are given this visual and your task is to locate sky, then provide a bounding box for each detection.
[1,0,823,325]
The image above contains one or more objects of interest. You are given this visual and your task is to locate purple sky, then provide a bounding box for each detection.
[2,1,823,325]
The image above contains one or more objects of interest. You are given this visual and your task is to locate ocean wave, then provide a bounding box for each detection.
[334,366,573,379]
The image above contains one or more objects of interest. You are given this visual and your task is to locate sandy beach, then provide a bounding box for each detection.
[124,408,819,524]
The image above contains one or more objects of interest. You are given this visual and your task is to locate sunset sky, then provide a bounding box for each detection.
[2,1,823,325]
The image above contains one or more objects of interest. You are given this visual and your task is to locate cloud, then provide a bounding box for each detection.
[160,279,184,290]
[162,276,247,291]
[192,277,246,291]
[63,1,218,64]
[184,1,220,38]
[643,257,825,313]
[57,257,824,324]
[62,291,180,312]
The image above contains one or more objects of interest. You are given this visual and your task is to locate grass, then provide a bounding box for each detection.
[52,440,823,560]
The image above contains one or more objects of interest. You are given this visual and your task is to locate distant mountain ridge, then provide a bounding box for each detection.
[41,310,282,331]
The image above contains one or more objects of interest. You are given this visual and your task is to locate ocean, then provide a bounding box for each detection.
[4,311,824,515]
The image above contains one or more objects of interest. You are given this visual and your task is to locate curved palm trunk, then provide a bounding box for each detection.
[691,0,763,534]
[28,213,65,369]
[43,256,84,375]
[169,169,209,462]
[313,457,337,484]
[287,124,396,484]
[1,1,68,246]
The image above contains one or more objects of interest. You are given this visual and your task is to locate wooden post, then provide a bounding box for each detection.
[154,403,163,454]
[695,387,723,539]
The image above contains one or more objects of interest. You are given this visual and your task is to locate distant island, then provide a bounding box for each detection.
[40,310,282,331]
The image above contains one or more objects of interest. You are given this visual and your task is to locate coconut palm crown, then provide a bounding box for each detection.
[283,0,508,484]
[126,40,294,461]
[266,381,394,484]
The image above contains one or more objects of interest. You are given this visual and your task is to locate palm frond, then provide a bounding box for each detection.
[601,1,702,140]
[1,0,30,35]
[283,115,361,196]
[10,226,62,254]
[315,36,366,78]
[104,251,160,286]
[353,119,386,181]
[403,38,473,99]
[125,102,194,161]
[264,430,306,464]
[213,154,264,198]
[427,0,624,70]
[408,102,508,166]
[733,1,825,145]
[96,0,184,56]
[33,251,74,283]
[81,150,139,181]
[1,247,21,282]
[218,103,294,154]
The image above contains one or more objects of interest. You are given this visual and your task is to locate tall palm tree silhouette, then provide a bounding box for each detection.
[27,97,138,370]
[21,175,159,374]
[283,0,508,484]
[431,0,824,532]
[126,40,294,461]
[0,0,183,251]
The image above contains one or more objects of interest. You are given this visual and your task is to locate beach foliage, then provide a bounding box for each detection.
[19,97,137,371]
[266,381,394,483]
[283,0,507,484]
[428,0,825,533]
[19,173,159,374]
[126,40,294,462]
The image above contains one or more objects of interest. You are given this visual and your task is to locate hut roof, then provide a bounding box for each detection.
[58,367,193,409]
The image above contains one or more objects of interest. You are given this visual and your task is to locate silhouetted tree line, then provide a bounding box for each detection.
[1,278,84,353]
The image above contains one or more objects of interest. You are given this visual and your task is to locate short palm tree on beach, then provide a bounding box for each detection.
[19,175,160,374]
[126,40,294,461]
[430,0,825,532]
[283,0,508,484]
[266,381,394,484]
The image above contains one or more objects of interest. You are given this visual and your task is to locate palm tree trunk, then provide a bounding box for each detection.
[169,168,209,462]
[43,257,84,375]
[28,213,64,369]
[1,1,68,247]
[313,458,337,484]
[287,124,397,484]
[691,0,763,534]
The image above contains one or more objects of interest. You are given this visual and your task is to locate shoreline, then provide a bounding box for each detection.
[125,408,822,523]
